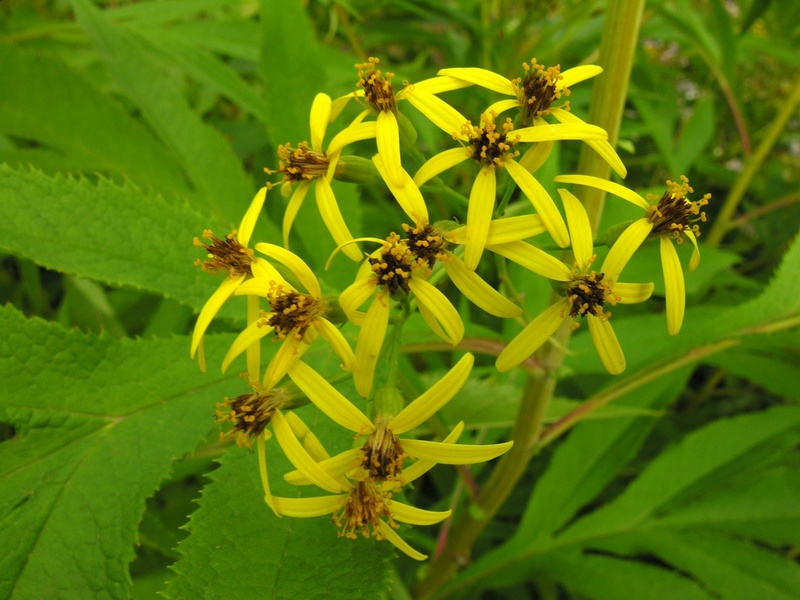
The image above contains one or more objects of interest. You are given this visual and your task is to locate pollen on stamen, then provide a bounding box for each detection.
[265,283,327,340]
[369,233,416,295]
[215,387,290,448]
[360,421,407,487]
[265,142,330,186]
[403,222,448,270]
[333,480,397,540]
[646,175,711,242]
[356,57,397,113]
[463,113,520,169]
[563,271,616,328]
[513,59,567,126]
[193,229,254,277]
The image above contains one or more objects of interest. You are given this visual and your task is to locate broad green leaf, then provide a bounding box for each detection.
[0,43,190,199]
[0,165,237,312]
[140,19,261,62]
[70,0,254,224]
[107,0,234,26]
[673,95,715,177]
[0,304,235,599]
[165,435,393,600]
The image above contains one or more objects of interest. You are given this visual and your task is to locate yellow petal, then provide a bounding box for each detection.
[487,240,572,281]
[413,148,469,187]
[588,315,625,374]
[378,520,427,561]
[504,159,569,247]
[250,256,284,282]
[255,243,321,297]
[263,336,306,389]
[272,410,345,494]
[512,123,608,143]
[399,423,464,485]
[558,189,594,268]
[517,140,554,174]
[486,98,521,116]
[271,494,344,518]
[550,108,627,178]
[390,353,474,434]
[354,295,391,397]
[372,153,429,223]
[404,75,474,94]
[287,359,374,433]
[614,282,654,304]
[685,229,701,270]
[310,93,332,151]
[496,301,566,372]
[559,65,603,88]
[284,411,331,462]
[449,215,547,245]
[391,501,451,526]
[221,317,273,373]
[339,277,376,323]
[330,93,354,121]
[315,177,362,261]
[660,236,685,335]
[409,278,464,346]
[601,218,652,283]
[284,448,361,485]
[314,318,355,370]
[403,89,468,137]
[282,181,311,248]
[376,110,403,188]
[401,438,513,464]
[464,166,496,270]
[190,275,244,357]
[237,187,267,247]
[553,174,649,211]
[438,67,513,95]
[246,295,261,382]
[442,254,521,318]
[256,434,277,516]
[326,121,378,155]
[235,275,291,297]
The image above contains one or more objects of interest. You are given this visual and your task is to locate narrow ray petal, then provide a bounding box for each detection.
[222,317,274,373]
[550,109,627,178]
[504,159,569,247]
[191,276,244,357]
[315,318,355,370]
[246,295,261,382]
[443,255,522,318]
[378,520,427,561]
[588,315,625,374]
[513,123,608,143]
[685,230,701,271]
[660,236,685,335]
[287,360,374,433]
[559,65,603,88]
[409,279,464,345]
[284,448,362,485]
[496,301,567,372]
[438,67,513,95]
[250,257,284,282]
[238,187,268,246]
[256,434,277,516]
[235,274,292,298]
[310,93,332,151]
[448,215,547,245]
[613,282,654,304]
[271,495,343,518]
[263,336,305,389]
[354,295,391,397]
[376,110,403,188]
[404,75,474,94]
[272,410,344,494]
[255,243,321,297]
[327,121,378,155]
[486,98,521,116]
[372,154,428,223]
[399,423,464,485]
[401,439,513,464]
[390,353,474,434]
[403,90,468,138]
[284,411,331,462]
[413,148,469,187]
[464,166,496,270]
[282,181,311,248]
[391,502,452,526]
[330,93,354,121]
[558,189,594,268]
[339,277,376,322]
[554,174,649,210]
[488,240,572,281]
[315,177,362,261]
[517,140,554,174]
[601,218,652,283]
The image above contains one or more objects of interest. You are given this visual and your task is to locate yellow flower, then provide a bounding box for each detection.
[413,111,609,269]
[554,174,710,335]
[191,187,270,371]
[215,383,292,449]
[338,231,465,397]
[259,353,512,560]
[266,93,379,261]
[440,59,627,178]
[223,243,355,389]
[496,190,654,374]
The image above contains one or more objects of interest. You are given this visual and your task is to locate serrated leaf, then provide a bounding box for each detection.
[0,304,237,599]
[0,43,190,199]
[0,165,236,312]
[70,0,254,224]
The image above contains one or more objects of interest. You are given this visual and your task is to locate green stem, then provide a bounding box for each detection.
[705,76,800,247]
[412,2,644,597]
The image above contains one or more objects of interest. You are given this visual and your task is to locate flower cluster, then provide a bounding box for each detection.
[191,57,709,558]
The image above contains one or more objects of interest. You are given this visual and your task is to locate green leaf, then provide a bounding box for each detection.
[70,0,254,224]
[673,95,715,177]
[165,437,393,600]
[0,43,190,199]
[0,165,236,312]
[0,304,235,599]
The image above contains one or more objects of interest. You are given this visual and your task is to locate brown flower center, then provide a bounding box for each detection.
[403,222,448,269]
[360,421,406,485]
[513,59,568,126]
[333,480,396,540]
[193,229,253,277]
[265,283,326,340]
[369,233,417,295]
[266,142,329,185]
[356,57,396,113]
[215,387,290,448]
[564,267,618,326]
[462,113,520,168]
[647,176,710,241]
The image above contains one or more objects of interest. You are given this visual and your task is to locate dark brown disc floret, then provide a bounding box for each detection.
[647,175,710,242]
[333,481,396,540]
[194,229,254,277]
[403,222,448,269]
[564,272,616,322]
[369,233,415,295]
[266,142,329,185]
[513,59,567,126]
[266,283,326,340]
[215,387,290,448]
[356,57,397,113]
[462,113,520,169]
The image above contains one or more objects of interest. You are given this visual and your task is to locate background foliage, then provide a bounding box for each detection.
[1,0,798,599]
